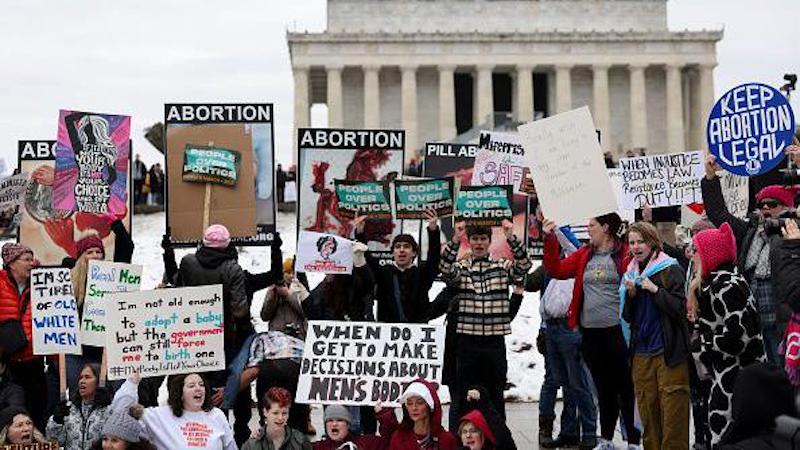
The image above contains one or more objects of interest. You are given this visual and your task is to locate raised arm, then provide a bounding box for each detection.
[700,154,749,241]
[541,219,581,280]
[439,221,466,284]
[502,220,531,284]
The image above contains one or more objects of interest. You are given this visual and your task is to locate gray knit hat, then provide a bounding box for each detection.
[102,408,141,443]
[324,405,352,424]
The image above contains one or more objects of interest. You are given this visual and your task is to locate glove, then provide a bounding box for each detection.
[536,330,547,355]
[272,232,283,249]
[352,242,368,268]
[52,401,71,425]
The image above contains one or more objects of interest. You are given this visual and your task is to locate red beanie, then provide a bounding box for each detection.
[692,222,737,280]
[756,185,795,208]
[459,410,496,445]
[76,235,105,259]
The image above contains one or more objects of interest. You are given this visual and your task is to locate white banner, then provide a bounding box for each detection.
[619,151,704,209]
[296,231,353,275]
[31,268,81,355]
[106,285,225,380]
[82,261,142,347]
[519,106,618,225]
[296,321,445,406]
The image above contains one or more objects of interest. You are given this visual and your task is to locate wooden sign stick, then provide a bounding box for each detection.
[58,353,67,401]
[99,349,108,388]
[202,141,214,231]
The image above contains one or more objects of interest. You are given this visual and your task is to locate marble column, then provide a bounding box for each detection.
[592,64,610,150]
[292,65,309,164]
[363,65,380,128]
[516,65,534,123]
[326,65,343,128]
[629,64,648,150]
[698,64,716,148]
[555,65,572,113]
[438,65,457,140]
[666,64,685,152]
[401,65,419,161]
[476,64,494,127]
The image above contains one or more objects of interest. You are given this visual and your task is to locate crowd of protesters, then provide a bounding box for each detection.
[0,144,798,450]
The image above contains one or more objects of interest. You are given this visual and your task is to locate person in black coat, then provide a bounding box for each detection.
[775,214,800,313]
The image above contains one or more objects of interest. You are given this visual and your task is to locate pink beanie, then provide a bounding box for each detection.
[1,243,33,266]
[202,224,231,249]
[756,185,795,208]
[692,222,737,280]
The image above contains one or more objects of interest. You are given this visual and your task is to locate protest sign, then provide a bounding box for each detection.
[106,285,225,380]
[82,261,142,347]
[182,145,241,187]
[166,103,275,246]
[423,142,528,261]
[297,321,444,406]
[720,172,750,218]
[18,140,132,266]
[31,268,80,355]
[607,168,635,224]
[519,106,618,225]
[394,177,454,219]
[1,443,59,450]
[334,180,392,219]
[707,83,795,176]
[53,110,130,215]
[298,129,404,263]
[473,131,529,193]
[284,180,297,203]
[455,185,513,226]
[619,151,704,209]
[0,173,29,237]
[296,231,354,275]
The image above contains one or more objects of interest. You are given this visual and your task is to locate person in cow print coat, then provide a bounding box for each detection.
[687,223,766,447]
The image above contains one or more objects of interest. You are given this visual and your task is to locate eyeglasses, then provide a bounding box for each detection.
[758,200,781,209]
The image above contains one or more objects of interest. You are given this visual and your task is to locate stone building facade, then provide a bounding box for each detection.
[287,0,722,163]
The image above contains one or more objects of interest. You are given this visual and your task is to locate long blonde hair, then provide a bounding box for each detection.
[687,258,703,317]
[71,230,102,307]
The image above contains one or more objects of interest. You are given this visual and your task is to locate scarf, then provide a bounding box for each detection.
[744,230,771,279]
[780,312,800,385]
[619,251,678,345]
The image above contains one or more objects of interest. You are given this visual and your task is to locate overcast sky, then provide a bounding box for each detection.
[0,0,797,173]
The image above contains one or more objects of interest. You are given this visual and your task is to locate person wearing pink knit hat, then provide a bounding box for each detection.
[687,222,766,447]
[701,154,790,365]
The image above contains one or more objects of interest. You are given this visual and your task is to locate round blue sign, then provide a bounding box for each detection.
[706,82,795,176]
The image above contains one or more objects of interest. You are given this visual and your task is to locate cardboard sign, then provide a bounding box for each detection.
[619,151,704,209]
[473,131,529,193]
[455,185,513,226]
[166,103,275,246]
[519,106,618,225]
[394,177,455,219]
[54,110,131,215]
[295,231,354,275]
[17,140,132,266]
[106,285,225,380]
[296,321,445,406]
[707,83,795,176]
[182,146,241,187]
[82,261,142,347]
[720,172,750,218]
[31,268,81,355]
[0,173,29,236]
[334,180,392,219]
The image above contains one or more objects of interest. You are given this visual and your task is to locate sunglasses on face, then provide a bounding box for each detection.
[758,200,781,209]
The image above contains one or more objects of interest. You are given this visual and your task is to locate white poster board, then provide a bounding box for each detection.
[720,171,750,219]
[295,231,354,275]
[619,151,703,209]
[31,268,81,355]
[82,261,142,347]
[472,131,529,193]
[519,106,617,225]
[106,285,225,380]
[607,168,635,223]
[297,321,445,406]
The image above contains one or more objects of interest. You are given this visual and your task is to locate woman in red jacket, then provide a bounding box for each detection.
[542,213,641,449]
[0,243,47,431]
[384,379,458,450]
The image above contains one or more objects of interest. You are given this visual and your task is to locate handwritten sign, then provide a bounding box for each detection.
[296,321,444,406]
[0,173,28,236]
[106,285,225,380]
[707,82,795,176]
[473,131,529,192]
[31,268,81,355]
[182,145,240,187]
[519,106,617,225]
[296,231,354,275]
[82,261,142,347]
[455,185,513,226]
[619,151,704,209]
[394,178,454,219]
[334,180,392,219]
[720,171,750,219]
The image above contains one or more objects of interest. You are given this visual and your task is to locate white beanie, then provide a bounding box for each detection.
[399,381,434,410]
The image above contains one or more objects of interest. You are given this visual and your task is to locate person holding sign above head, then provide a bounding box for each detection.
[46,363,112,450]
[242,387,311,450]
[353,207,440,324]
[111,371,237,450]
[542,213,641,450]
[381,379,458,450]
[439,219,531,421]
[701,154,794,364]
[0,407,55,447]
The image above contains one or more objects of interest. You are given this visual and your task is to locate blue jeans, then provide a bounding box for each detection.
[546,323,598,440]
[539,334,559,419]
